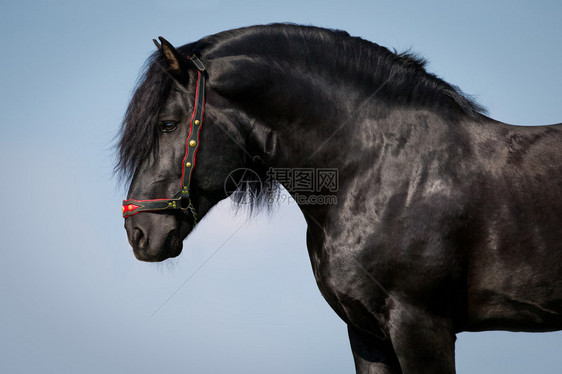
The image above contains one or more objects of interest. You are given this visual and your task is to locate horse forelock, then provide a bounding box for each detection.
[115,51,174,182]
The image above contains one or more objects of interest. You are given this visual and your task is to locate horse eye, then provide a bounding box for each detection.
[160,121,178,133]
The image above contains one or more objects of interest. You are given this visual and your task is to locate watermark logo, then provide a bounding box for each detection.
[223,168,263,205]
[224,167,338,206]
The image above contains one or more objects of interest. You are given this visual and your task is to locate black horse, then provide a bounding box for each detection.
[117,24,562,373]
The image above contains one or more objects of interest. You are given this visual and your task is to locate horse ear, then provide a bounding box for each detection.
[157,36,189,81]
[153,39,162,51]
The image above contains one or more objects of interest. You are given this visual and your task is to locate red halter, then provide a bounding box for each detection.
[122,55,206,225]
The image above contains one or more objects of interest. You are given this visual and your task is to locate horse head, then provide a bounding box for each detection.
[120,38,256,262]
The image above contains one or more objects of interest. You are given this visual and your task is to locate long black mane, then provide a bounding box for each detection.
[116,24,485,182]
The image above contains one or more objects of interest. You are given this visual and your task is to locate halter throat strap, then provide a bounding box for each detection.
[122,55,206,224]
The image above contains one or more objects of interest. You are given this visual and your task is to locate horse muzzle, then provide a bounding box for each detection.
[124,212,184,262]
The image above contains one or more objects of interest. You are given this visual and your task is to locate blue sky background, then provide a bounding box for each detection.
[1,1,561,373]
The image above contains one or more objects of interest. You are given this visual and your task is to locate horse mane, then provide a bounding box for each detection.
[116,24,486,205]
[116,51,173,182]
[201,24,486,117]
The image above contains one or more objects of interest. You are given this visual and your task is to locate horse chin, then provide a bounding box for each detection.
[133,234,183,262]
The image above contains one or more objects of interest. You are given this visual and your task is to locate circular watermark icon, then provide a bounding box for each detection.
[224,168,263,204]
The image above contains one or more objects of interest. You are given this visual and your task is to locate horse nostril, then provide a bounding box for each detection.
[131,227,148,250]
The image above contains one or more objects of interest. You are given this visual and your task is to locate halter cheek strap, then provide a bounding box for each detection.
[122,55,206,225]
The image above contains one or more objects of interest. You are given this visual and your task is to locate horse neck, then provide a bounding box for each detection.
[210,56,381,170]
[208,51,487,182]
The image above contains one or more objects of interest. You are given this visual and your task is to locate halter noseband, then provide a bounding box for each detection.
[122,55,207,225]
